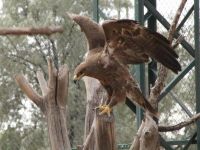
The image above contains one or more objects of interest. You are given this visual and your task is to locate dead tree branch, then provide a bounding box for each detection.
[0,26,64,36]
[37,71,48,96]
[15,74,43,108]
[159,113,200,132]
[15,58,71,150]
[79,119,95,150]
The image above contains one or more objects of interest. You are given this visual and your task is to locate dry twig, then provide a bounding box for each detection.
[0,26,64,36]
[159,113,200,132]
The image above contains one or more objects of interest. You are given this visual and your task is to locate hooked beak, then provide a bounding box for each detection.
[73,73,85,84]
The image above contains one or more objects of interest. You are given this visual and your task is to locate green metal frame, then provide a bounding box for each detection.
[194,0,200,150]
[90,0,199,149]
[134,0,145,128]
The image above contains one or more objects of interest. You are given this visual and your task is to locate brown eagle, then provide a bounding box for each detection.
[70,14,181,117]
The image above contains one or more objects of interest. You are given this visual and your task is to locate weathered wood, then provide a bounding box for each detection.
[0,26,64,36]
[130,121,145,150]
[82,77,106,150]
[37,71,48,96]
[94,110,116,150]
[15,58,71,150]
[80,119,95,150]
[44,59,71,150]
[82,76,116,150]
[159,113,200,132]
[15,74,43,108]
[139,115,159,150]
[83,77,100,150]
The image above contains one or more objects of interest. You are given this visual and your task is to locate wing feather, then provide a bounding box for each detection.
[68,14,105,50]
[102,19,181,73]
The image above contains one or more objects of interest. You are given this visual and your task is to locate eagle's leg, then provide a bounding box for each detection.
[97,100,112,116]
[99,88,126,116]
[98,94,112,116]
[96,104,107,110]
[98,97,118,116]
[99,105,112,116]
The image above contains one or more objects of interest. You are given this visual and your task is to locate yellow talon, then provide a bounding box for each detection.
[99,105,112,117]
[96,105,106,111]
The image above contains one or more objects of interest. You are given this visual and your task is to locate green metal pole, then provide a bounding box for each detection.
[194,0,200,149]
[135,0,145,128]
[93,0,99,22]
[147,0,157,91]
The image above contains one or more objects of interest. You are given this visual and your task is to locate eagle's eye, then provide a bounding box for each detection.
[78,71,83,76]
[112,29,118,34]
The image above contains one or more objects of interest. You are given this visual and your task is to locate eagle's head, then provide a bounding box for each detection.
[73,62,87,82]
[73,56,101,83]
[73,48,104,83]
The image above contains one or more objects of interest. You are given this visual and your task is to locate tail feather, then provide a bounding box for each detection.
[126,80,159,118]
[143,98,159,118]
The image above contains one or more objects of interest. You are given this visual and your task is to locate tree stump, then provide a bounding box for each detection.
[15,58,71,150]
[81,77,116,150]
[94,110,116,150]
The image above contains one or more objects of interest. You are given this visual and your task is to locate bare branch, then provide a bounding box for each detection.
[57,64,69,106]
[82,120,95,150]
[159,113,200,132]
[149,0,187,104]
[37,71,48,96]
[15,74,43,107]
[168,0,187,43]
[48,57,56,87]
[49,38,59,69]
[129,121,145,150]
[0,26,64,36]
[172,35,184,49]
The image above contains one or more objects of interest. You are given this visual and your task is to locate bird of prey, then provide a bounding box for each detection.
[70,14,181,117]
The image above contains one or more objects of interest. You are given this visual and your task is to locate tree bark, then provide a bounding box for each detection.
[94,110,116,150]
[83,77,102,150]
[15,58,71,150]
[0,26,64,35]
[81,77,116,150]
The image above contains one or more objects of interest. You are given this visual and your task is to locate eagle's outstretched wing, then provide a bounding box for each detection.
[102,19,181,73]
[68,14,105,50]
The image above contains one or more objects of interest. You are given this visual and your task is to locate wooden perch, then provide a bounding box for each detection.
[94,110,116,150]
[80,120,95,150]
[78,109,116,150]
[78,75,117,150]
[37,71,48,96]
[0,26,64,36]
[15,74,43,108]
[15,58,71,150]
[159,113,200,132]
